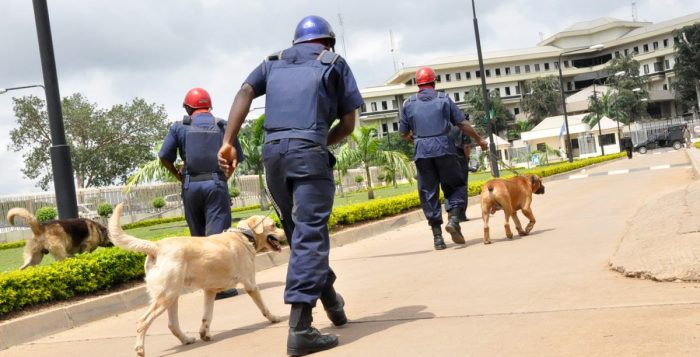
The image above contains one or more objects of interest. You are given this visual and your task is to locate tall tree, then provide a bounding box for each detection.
[673,24,700,111]
[238,114,269,210]
[605,54,648,122]
[521,75,561,125]
[464,86,513,135]
[9,94,168,190]
[583,89,620,128]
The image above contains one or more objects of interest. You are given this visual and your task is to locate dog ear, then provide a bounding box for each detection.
[530,175,536,186]
[252,216,264,235]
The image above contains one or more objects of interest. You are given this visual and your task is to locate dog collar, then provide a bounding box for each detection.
[239,229,256,248]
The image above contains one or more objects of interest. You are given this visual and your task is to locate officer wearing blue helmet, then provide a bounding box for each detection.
[159,87,244,300]
[218,15,363,356]
[400,67,488,250]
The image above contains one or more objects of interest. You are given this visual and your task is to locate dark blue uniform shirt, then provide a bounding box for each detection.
[244,43,364,143]
[399,88,465,160]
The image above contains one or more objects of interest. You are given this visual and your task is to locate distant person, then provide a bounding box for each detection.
[400,66,487,250]
[683,125,692,148]
[159,87,244,300]
[622,135,633,159]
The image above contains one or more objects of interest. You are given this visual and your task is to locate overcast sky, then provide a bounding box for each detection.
[1,0,699,195]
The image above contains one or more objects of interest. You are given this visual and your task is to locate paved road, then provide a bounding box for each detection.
[4,150,699,357]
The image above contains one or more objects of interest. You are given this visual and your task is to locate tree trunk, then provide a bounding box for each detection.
[257,173,269,210]
[364,164,374,200]
[695,80,700,113]
[336,168,345,198]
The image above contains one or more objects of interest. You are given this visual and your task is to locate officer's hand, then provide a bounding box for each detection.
[478,139,488,151]
[218,144,238,178]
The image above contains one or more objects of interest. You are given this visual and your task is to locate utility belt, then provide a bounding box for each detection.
[187,172,225,182]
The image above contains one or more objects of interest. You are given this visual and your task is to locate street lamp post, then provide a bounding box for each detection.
[0,84,45,94]
[557,44,604,163]
[471,0,499,177]
[592,81,605,156]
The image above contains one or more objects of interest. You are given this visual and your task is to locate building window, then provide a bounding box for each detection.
[381,123,388,135]
[643,44,649,52]
[536,143,547,152]
[674,36,679,44]
[653,41,658,50]
[392,100,398,109]
[653,62,663,72]
[494,88,501,95]
[514,107,520,115]
[567,82,573,91]
[495,68,501,76]
[544,63,550,71]
[371,102,377,112]
[534,63,541,72]
[485,69,491,77]
[643,64,649,74]
[445,73,451,82]
[436,74,442,83]
[599,134,616,146]
[525,64,531,73]
[381,101,388,110]
[633,46,639,54]
[615,51,620,58]
[392,122,399,131]
[663,39,669,47]
[554,61,559,69]
[505,87,511,96]
[475,70,481,78]
[624,49,629,56]
[505,67,511,75]
[454,92,460,102]
[515,85,520,95]
[515,66,521,74]
[464,91,470,98]
[665,59,670,69]
[663,83,668,90]
[455,72,461,81]
[466,71,471,80]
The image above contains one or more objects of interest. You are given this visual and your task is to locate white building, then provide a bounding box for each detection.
[359,12,700,138]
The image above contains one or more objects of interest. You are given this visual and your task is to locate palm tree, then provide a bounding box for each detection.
[344,126,415,200]
[332,144,353,198]
[239,114,269,210]
[125,141,178,193]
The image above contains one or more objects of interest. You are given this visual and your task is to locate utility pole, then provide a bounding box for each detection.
[389,30,398,73]
[32,0,78,219]
[337,13,348,58]
[471,0,500,177]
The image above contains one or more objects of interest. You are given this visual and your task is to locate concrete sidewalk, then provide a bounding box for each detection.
[3,149,699,357]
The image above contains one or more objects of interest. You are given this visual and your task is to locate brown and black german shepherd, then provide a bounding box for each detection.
[7,208,112,269]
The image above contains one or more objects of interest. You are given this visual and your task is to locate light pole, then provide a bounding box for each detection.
[471,0,499,177]
[558,44,604,162]
[592,80,605,156]
[0,84,45,94]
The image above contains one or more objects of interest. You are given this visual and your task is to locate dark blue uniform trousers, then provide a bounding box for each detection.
[263,139,336,306]
[182,177,232,236]
[415,155,466,226]
[445,154,469,217]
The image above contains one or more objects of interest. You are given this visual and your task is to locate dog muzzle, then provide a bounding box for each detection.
[535,186,545,194]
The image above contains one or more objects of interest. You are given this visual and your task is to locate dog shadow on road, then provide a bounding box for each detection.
[453,227,557,249]
[327,305,435,345]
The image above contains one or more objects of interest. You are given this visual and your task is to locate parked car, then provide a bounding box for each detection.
[77,204,100,220]
[634,125,685,154]
[164,194,182,208]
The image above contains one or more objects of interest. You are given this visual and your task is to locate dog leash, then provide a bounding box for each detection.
[483,150,522,176]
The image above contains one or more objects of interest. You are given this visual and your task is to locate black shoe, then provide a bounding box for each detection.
[287,327,339,356]
[431,225,447,250]
[468,166,478,173]
[214,288,238,300]
[324,293,347,326]
[445,209,465,244]
[288,303,339,356]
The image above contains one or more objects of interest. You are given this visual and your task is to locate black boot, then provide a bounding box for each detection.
[445,209,466,244]
[214,288,238,300]
[432,225,446,250]
[320,287,347,326]
[287,303,338,356]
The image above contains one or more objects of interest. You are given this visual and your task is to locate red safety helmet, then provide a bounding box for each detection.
[415,67,436,86]
[183,87,212,110]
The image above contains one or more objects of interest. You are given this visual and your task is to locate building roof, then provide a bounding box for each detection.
[621,11,700,39]
[565,84,615,113]
[563,17,628,32]
[520,113,619,142]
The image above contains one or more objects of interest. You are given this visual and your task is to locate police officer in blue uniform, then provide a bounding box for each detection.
[159,87,244,300]
[400,67,487,250]
[217,15,363,356]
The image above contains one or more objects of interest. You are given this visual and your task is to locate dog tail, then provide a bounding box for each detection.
[7,208,44,236]
[108,203,158,256]
[486,183,502,213]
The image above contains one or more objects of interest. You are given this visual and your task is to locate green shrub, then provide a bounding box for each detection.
[0,248,145,315]
[229,186,241,198]
[151,197,165,209]
[96,203,113,217]
[354,175,364,183]
[0,240,26,251]
[694,142,700,149]
[35,206,57,223]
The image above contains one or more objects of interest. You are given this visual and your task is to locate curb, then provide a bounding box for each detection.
[0,207,428,350]
[685,147,700,177]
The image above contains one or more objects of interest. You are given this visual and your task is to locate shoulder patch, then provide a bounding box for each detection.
[317,50,340,65]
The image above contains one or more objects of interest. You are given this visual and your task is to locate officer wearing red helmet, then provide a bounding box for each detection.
[400,67,488,250]
[159,87,244,300]
[218,15,362,356]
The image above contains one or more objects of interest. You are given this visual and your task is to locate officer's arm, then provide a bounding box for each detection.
[458,120,487,150]
[219,84,256,176]
[400,131,413,143]
[327,111,356,146]
[159,158,183,182]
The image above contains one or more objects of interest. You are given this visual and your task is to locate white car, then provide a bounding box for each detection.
[77,204,100,220]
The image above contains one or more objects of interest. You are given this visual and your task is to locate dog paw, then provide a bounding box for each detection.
[268,314,281,323]
[135,346,145,357]
[199,331,211,342]
[484,240,492,245]
[183,336,196,345]
[506,233,513,239]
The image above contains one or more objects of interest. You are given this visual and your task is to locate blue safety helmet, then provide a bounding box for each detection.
[293,15,336,47]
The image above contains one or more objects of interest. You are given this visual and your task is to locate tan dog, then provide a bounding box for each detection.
[480,175,545,244]
[7,207,111,269]
[108,203,286,357]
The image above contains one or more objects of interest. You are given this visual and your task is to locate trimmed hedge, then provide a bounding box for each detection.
[0,153,624,316]
[0,241,26,251]
[695,142,700,149]
[0,248,145,316]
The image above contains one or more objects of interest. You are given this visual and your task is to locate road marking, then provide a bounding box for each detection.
[650,164,671,170]
[608,169,629,175]
[569,174,588,180]
[653,152,662,155]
